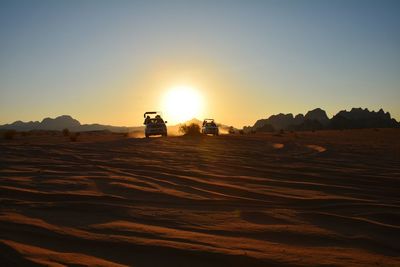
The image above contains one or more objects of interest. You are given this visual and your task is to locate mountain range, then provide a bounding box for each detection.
[0,116,231,133]
[252,108,399,132]
[1,108,398,133]
[0,115,142,133]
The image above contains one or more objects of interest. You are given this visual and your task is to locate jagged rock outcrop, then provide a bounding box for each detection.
[253,108,399,132]
[294,114,305,125]
[253,113,295,131]
[304,108,329,126]
[253,108,330,131]
[331,108,398,129]
[40,115,81,130]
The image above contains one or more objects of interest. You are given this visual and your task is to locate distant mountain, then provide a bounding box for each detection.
[0,115,143,133]
[331,108,398,129]
[304,108,330,126]
[252,108,399,132]
[3,120,41,131]
[0,115,233,134]
[0,115,79,131]
[254,113,294,131]
[2,109,398,134]
[253,108,331,131]
[41,115,80,130]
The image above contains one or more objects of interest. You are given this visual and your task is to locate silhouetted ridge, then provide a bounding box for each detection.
[304,108,329,126]
[40,115,81,130]
[0,115,142,132]
[1,109,398,133]
[253,108,399,132]
[331,108,398,129]
[253,108,332,131]
[253,113,294,131]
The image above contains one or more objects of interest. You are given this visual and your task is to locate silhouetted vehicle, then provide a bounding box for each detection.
[202,119,219,136]
[143,111,167,138]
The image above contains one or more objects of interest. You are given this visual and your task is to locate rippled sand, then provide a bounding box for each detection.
[1,129,399,266]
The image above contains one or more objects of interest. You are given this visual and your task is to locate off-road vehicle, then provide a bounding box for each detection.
[201,119,219,136]
[144,111,167,138]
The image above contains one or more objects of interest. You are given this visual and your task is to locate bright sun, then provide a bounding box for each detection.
[162,86,203,124]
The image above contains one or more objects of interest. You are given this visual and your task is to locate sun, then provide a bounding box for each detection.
[162,86,203,124]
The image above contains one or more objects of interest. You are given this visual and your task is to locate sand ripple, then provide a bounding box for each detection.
[0,129,399,266]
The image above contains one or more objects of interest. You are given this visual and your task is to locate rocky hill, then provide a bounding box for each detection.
[253,108,331,131]
[0,115,142,133]
[331,108,398,129]
[253,108,399,132]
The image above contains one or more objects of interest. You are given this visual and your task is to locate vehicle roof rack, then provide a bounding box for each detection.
[144,111,162,118]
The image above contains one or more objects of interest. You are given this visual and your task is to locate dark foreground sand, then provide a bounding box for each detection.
[0,129,399,266]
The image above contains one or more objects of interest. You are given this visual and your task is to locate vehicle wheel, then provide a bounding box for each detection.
[145,134,149,138]
[162,133,167,137]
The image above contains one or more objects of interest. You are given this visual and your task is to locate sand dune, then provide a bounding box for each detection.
[1,129,399,266]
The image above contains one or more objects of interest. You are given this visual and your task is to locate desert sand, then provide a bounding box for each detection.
[0,129,399,266]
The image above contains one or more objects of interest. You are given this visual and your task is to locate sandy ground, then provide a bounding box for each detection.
[0,129,399,266]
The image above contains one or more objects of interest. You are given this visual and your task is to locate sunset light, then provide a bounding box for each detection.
[162,86,203,124]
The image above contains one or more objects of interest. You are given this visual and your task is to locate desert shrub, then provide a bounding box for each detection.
[239,130,244,135]
[179,123,201,136]
[62,128,70,136]
[4,130,17,140]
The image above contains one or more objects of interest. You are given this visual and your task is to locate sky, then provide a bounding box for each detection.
[0,0,399,127]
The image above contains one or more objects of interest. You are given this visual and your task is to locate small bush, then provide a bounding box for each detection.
[239,130,244,135]
[62,128,70,136]
[179,123,201,136]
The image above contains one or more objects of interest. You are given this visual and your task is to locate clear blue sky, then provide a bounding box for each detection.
[0,0,399,127]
